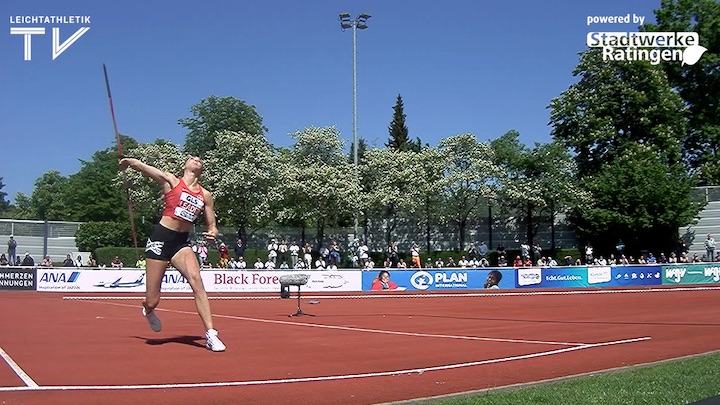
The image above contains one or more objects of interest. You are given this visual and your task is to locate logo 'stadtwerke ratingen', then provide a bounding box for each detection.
[587,31,707,65]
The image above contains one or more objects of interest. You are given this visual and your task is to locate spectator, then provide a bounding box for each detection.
[478,241,489,259]
[467,243,478,261]
[217,242,229,268]
[197,241,208,265]
[278,240,288,265]
[279,260,289,269]
[111,256,123,268]
[397,258,407,268]
[74,254,84,267]
[520,243,530,261]
[705,234,716,262]
[62,254,74,267]
[86,254,97,267]
[616,239,625,256]
[513,255,523,267]
[236,256,247,270]
[547,256,558,267]
[411,243,421,268]
[234,237,245,261]
[267,239,278,265]
[585,243,594,264]
[387,242,398,268]
[647,253,657,264]
[356,241,369,267]
[254,258,264,269]
[7,236,17,266]
[21,252,34,267]
[302,242,313,269]
[0,254,7,266]
[289,240,300,268]
[497,255,507,267]
[135,255,147,269]
[40,255,53,267]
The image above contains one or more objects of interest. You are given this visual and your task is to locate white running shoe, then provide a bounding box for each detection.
[142,307,162,332]
[205,329,226,352]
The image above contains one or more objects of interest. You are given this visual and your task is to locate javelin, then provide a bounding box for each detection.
[103,63,139,252]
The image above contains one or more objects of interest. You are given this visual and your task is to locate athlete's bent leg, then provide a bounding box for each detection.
[172,247,214,331]
[172,247,225,351]
[142,258,167,332]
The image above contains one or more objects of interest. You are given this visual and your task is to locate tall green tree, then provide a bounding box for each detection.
[491,131,590,250]
[644,0,720,185]
[65,135,138,222]
[386,94,421,153]
[0,177,10,216]
[25,171,70,221]
[180,96,267,159]
[549,49,700,253]
[581,144,701,255]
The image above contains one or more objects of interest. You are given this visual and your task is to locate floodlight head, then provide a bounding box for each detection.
[339,13,351,21]
[357,22,368,30]
[341,22,352,29]
[358,13,371,21]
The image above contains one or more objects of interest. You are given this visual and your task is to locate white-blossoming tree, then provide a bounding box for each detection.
[203,130,283,240]
[437,133,502,251]
[278,126,361,247]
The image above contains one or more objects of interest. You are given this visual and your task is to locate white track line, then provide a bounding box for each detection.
[0,346,38,387]
[94,301,588,346]
[62,285,720,301]
[0,337,650,392]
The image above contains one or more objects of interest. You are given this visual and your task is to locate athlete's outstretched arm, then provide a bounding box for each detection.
[202,189,219,240]
[119,158,176,188]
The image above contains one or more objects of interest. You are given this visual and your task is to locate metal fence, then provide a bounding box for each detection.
[691,186,720,203]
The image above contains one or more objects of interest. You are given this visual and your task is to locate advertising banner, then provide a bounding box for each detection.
[662,264,720,285]
[203,270,361,292]
[0,268,36,291]
[37,269,148,292]
[515,266,662,289]
[36,269,362,293]
[361,269,516,291]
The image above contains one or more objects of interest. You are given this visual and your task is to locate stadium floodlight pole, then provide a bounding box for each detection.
[103,64,139,252]
[339,12,370,239]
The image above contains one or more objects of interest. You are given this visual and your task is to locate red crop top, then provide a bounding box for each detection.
[162,179,205,223]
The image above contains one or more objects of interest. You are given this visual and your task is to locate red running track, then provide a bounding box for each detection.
[0,287,719,405]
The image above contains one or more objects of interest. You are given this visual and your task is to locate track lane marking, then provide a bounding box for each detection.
[95,301,589,346]
[0,337,650,392]
[0,346,38,387]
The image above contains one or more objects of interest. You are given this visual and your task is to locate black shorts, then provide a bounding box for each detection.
[144,224,190,261]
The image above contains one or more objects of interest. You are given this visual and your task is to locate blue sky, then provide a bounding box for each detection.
[0,0,661,202]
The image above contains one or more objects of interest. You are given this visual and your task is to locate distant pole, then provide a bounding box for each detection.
[340,12,371,238]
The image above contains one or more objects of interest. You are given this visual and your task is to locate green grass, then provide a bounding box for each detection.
[430,352,720,405]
